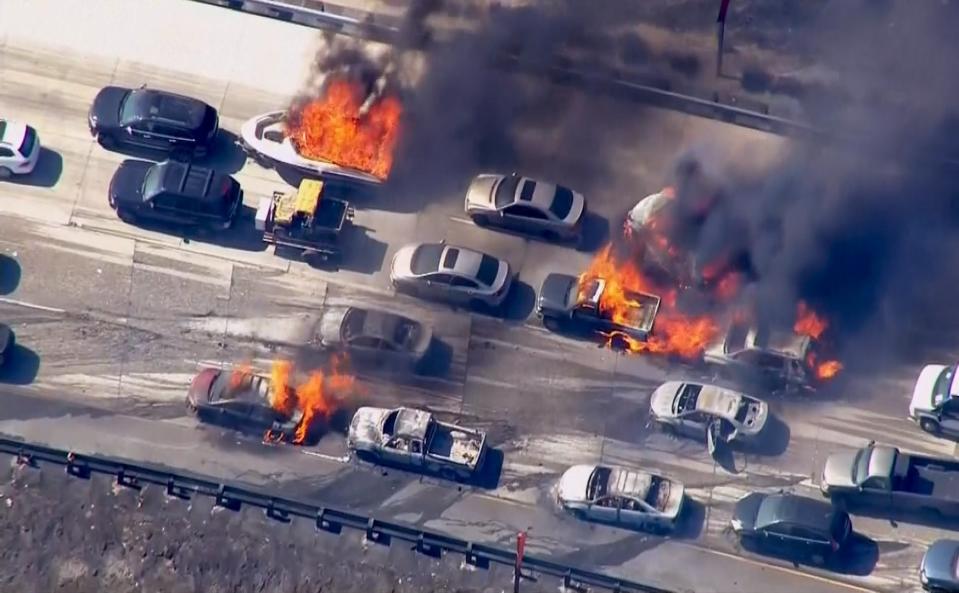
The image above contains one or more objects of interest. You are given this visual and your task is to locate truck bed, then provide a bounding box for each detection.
[899,456,959,500]
[427,424,484,468]
[616,290,661,334]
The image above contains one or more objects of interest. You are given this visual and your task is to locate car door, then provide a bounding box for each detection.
[938,398,959,437]
[126,120,162,149]
[346,335,381,363]
[759,522,799,556]
[678,411,710,439]
[382,436,413,465]
[419,273,453,301]
[587,496,621,524]
[619,497,653,528]
[450,276,481,304]
[789,526,832,560]
[501,203,551,233]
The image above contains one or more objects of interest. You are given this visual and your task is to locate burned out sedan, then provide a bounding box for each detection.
[390,242,514,308]
[187,366,301,440]
[557,464,685,532]
[464,173,585,242]
[650,380,768,445]
[315,306,433,371]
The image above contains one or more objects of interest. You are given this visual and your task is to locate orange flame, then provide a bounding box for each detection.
[287,77,401,180]
[579,245,719,359]
[794,301,828,340]
[265,356,355,445]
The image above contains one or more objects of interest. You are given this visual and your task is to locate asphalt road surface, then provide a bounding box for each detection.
[0,2,952,593]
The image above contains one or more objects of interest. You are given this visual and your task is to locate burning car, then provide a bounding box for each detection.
[239,76,400,185]
[187,366,303,441]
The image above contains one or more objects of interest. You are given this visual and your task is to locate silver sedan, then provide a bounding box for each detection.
[464,173,585,242]
[649,380,768,444]
[390,242,514,308]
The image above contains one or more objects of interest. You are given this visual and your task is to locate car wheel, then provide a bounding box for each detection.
[542,316,561,331]
[116,209,137,224]
[659,421,677,436]
[809,552,826,566]
[542,230,560,242]
[97,134,116,149]
[920,418,941,434]
[471,214,491,227]
[0,167,11,180]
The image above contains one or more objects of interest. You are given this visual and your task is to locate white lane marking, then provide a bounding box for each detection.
[0,297,66,314]
[448,216,476,226]
[299,450,351,463]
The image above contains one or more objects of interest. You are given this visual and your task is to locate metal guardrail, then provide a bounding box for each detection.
[0,436,676,593]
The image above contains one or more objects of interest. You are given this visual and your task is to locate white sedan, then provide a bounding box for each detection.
[650,380,768,444]
[557,464,685,532]
[0,119,41,178]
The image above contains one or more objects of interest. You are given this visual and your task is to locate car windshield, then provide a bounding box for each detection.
[119,90,144,126]
[210,370,246,401]
[476,254,500,287]
[933,366,956,407]
[676,383,702,413]
[410,244,444,275]
[18,126,36,157]
[586,467,611,500]
[141,165,164,198]
[549,187,575,219]
[494,175,520,208]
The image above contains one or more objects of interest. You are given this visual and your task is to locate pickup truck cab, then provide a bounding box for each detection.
[348,406,487,481]
[821,443,959,515]
[537,273,660,341]
[910,364,959,439]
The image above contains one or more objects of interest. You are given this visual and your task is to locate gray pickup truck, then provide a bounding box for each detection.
[347,406,487,481]
[820,443,959,514]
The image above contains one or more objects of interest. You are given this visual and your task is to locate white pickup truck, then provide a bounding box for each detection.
[347,406,487,481]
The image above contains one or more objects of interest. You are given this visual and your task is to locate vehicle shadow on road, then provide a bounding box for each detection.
[6,148,63,188]
[673,497,707,539]
[577,211,610,253]
[0,345,40,385]
[0,255,21,295]
[737,414,791,458]
[195,130,247,174]
[835,532,880,576]
[498,280,536,323]
[323,226,388,275]
[468,447,504,490]
[175,206,269,252]
[415,338,454,378]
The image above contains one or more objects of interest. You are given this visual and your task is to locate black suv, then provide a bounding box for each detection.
[108,159,242,229]
[88,85,219,157]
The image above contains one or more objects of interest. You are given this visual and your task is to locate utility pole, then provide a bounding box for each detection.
[717,0,732,76]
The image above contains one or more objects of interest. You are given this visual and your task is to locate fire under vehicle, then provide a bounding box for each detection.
[347,406,487,481]
[255,179,354,265]
[536,272,661,342]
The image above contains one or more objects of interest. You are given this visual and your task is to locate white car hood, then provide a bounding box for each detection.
[240,111,382,184]
[627,190,672,232]
[348,406,390,445]
[557,464,595,504]
[0,121,27,151]
[650,381,682,418]
[910,364,948,416]
[390,244,418,280]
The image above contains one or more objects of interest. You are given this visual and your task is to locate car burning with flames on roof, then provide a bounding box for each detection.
[239,77,401,185]
[537,273,661,342]
[347,406,487,481]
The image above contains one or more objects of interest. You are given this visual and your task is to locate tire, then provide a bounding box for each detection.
[542,316,561,331]
[0,167,11,180]
[97,134,116,149]
[116,209,137,224]
[920,417,941,435]
[809,552,826,566]
[471,214,490,227]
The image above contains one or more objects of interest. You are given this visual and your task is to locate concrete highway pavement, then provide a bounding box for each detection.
[0,1,953,592]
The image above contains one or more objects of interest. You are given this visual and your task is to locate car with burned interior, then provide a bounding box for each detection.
[108,159,243,229]
[0,119,41,179]
[703,321,815,391]
[314,305,434,372]
[731,492,852,566]
[464,173,586,243]
[556,464,685,533]
[390,242,514,308]
[649,380,768,445]
[88,85,219,157]
[187,367,302,441]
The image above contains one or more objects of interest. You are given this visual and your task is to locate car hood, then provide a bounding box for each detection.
[109,160,153,206]
[465,174,501,210]
[390,244,418,280]
[90,86,129,129]
[557,464,595,504]
[317,306,351,347]
[732,492,766,530]
[563,189,587,225]
[911,364,948,416]
[822,450,858,489]
[650,381,682,419]
[348,406,390,444]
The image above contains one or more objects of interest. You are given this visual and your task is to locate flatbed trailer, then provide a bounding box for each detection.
[255,179,354,265]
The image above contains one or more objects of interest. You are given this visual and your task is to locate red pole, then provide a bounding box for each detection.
[514,531,527,593]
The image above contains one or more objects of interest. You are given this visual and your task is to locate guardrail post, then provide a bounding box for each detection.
[64,451,90,479]
[365,517,380,542]
[215,484,239,511]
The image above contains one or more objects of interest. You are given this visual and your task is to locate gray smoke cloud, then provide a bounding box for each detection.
[665,2,959,361]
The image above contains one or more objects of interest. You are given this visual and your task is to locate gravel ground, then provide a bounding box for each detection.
[0,458,550,593]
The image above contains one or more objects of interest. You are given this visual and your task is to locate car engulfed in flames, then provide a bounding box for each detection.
[261,355,355,445]
[285,77,401,181]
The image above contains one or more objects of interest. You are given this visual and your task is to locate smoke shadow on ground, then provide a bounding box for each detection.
[496,279,536,323]
[0,255,21,295]
[330,226,388,274]
[5,148,63,188]
[194,130,247,174]
[0,344,39,385]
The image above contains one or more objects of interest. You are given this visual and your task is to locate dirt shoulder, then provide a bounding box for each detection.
[0,458,548,593]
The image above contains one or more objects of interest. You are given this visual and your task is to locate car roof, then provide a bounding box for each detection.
[0,119,26,148]
[511,177,556,209]
[694,384,743,419]
[742,325,810,359]
[439,245,484,278]
[130,89,208,128]
[394,408,431,440]
[606,467,654,500]
[153,161,229,202]
[348,308,408,342]
[755,494,835,532]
